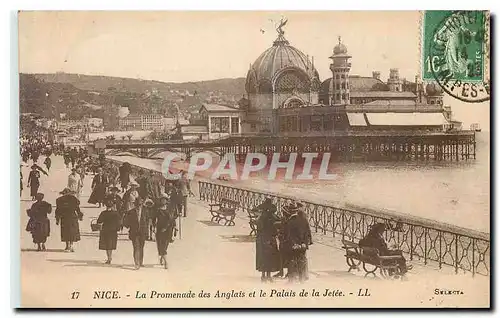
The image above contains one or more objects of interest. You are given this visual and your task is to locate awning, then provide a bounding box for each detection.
[365,113,446,126]
[347,113,368,126]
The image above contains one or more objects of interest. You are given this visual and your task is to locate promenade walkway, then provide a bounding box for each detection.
[19,156,489,308]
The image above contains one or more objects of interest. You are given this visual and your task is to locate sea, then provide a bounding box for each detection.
[109,132,490,233]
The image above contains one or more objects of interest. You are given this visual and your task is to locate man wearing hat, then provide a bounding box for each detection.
[123,195,153,270]
[55,188,83,252]
[359,223,412,276]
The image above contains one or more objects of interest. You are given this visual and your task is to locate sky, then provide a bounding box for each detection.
[18,11,490,130]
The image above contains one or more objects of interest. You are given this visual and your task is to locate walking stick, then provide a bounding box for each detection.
[178,210,182,239]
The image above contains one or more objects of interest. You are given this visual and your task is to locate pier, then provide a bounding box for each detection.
[95,130,476,162]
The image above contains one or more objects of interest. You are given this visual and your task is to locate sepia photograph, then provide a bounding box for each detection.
[16,10,490,308]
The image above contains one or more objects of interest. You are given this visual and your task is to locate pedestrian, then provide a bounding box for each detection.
[27,165,42,201]
[43,156,52,172]
[284,201,312,283]
[119,162,131,193]
[26,193,52,251]
[177,170,194,217]
[55,188,83,252]
[63,153,71,168]
[123,196,154,270]
[106,186,123,230]
[96,200,121,264]
[151,193,178,269]
[255,198,281,282]
[88,168,109,208]
[67,168,83,200]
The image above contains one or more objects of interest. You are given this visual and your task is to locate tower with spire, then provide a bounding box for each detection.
[329,36,352,105]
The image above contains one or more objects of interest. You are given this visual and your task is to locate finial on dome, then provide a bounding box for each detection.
[273,17,289,46]
[338,36,342,44]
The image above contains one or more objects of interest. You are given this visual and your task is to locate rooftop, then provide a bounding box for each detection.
[201,104,243,112]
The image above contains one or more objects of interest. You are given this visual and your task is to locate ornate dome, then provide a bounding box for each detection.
[426,82,444,96]
[245,37,320,94]
[332,36,348,55]
[333,43,348,55]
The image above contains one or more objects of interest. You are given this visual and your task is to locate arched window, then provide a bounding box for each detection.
[282,98,305,108]
[341,82,346,89]
[275,71,310,94]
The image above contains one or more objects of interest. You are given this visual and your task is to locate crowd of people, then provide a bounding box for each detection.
[21,128,193,270]
[21,125,410,280]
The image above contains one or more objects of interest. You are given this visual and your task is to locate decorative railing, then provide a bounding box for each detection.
[198,181,490,277]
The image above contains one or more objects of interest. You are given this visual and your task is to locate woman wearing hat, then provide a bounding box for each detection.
[67,168,83,200]
[88,168,109,208]
[26,193,52,251]
[27,165,47,201]
[255,198,281,282]
[97,200,121,264]
[151,193,178,269]
[283,202,312,283]
[55,188,83,252]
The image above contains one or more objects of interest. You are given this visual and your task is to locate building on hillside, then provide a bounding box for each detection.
[198,104,243,140]
[172,124,209,141]
[86,118,104,132]
[119,114,165,131]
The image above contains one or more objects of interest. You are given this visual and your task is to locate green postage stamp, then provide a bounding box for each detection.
[421,11,490,102]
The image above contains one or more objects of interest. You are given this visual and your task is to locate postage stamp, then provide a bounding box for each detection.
[421,11,490,103]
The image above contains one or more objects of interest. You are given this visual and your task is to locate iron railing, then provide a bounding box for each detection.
[198,180,490,277]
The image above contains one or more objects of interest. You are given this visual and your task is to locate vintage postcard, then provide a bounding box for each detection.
[16,11,490,308]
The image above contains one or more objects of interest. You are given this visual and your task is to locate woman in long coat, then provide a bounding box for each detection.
[26,193,52,251]
[55,188,83,252]
[97,200,121,264]
[119,163,131,193]
[67,169,83,199]
[27,165,43,200]
[152,193,178,269]
[255,198,281,282]
[88,168,109,207]
[284,202,312,283]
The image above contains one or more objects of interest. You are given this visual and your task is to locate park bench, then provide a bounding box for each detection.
[247,209,261,236]
[209,198,239,226]
[341,239,405,279]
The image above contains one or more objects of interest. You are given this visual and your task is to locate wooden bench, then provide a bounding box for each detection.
[247,209,261,236]
[209,198,239,226]
[341,239,405,279]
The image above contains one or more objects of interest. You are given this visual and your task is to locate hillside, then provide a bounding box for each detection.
[19,73,246,128]
[33,73,246,98]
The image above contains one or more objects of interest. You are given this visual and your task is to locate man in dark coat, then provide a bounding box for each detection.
[55,188,83,252]
[123,196,154,270]
[255,198,281,282]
